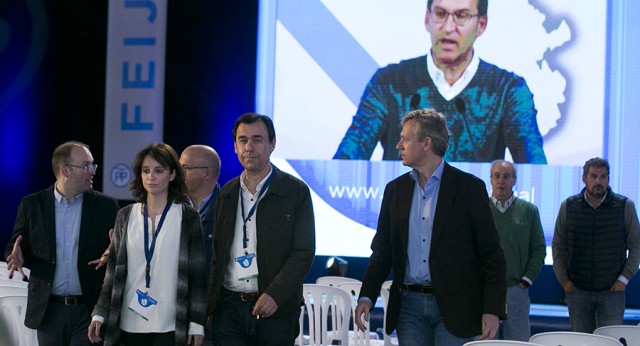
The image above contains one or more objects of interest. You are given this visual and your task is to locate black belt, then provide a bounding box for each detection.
[404,284,434,295]
[222,287,260,302]
[50,295,85,305]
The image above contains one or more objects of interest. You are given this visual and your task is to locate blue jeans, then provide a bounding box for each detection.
[395,290,473,346]
[499,285,530,341]
[565,286,625,333]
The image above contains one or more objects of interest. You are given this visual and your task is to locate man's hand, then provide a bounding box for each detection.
[88,229,113,270]
[477,314,499,340]
[6,235,26,280]
[88,320,102,344]
[611,280,627,292]
[252,292,278,318]
[562,280,576,293]
[187,334,204,346]
[354,299,372,332]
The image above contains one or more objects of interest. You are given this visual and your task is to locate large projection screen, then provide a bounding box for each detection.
[256,0,640,260]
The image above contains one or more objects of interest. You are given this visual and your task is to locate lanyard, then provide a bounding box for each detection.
[198,184,220,216]
[240,169,274,253]
[198,196,212,216]
[143,201,172,289]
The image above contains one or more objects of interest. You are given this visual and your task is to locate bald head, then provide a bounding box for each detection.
[180,145,221,204]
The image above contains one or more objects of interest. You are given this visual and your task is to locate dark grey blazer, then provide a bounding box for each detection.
[5,185,120,329]
[207,166,316,317]
[358,162,507,338]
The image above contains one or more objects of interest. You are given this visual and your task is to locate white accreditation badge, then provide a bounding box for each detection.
[128,289,159,321]
[235,252,259,280]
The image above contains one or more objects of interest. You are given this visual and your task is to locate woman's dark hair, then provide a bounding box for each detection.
[129,143,187,203]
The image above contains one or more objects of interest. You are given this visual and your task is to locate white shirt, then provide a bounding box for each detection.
[223,168,273,292]
[426,50,480,101]
[491,194,516,213]
[121,203,182,333]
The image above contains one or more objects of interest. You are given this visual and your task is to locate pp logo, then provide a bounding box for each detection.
[110,163,132,188]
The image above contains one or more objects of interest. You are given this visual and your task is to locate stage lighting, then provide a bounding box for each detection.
[326,256,348,277]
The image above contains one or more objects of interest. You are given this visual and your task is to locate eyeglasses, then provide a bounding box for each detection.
[182,164,209,173]
[429,7,479,26]
[66,164,98,172]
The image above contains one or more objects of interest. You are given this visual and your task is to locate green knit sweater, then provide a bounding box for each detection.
[490,198,547,287]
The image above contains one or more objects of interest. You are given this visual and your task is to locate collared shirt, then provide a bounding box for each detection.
[52,184,83,296]
[121,203,191,333]
[188,191,214,215]
[491,194,515,213]
[426,50,480,101]
[223,167,273,293]
[405,160,444,285]
[584,190,608,209]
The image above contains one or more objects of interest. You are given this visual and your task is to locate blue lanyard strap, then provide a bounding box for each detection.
[198,184,220,216]
[143,201,172,289]
[240,169,275,252]
[198,196,213,215]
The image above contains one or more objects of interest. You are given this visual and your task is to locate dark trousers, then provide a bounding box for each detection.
[37,302,95,346]
[122,331,176,346]
[211,295,300,346]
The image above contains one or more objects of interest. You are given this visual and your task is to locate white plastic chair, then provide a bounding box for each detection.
[337,281,384,345]
[0,284,28,296]
[464,341,544,346]
[0,262,30,281]
[0,293,38,346]
[0,278,29,294]
[379,280,398,346]
[530,331,622,346]
[298,284,352,346]
[315,276,361,343]
[316,276,361,287]
[594,325,640,346]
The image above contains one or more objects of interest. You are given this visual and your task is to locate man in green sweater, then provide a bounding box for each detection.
[489,160,546,340]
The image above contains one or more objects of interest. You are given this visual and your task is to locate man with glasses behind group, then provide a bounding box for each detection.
[180,145,222,275]
[334,0,546,163]
[5,141,120,345]
[180,144,221,346]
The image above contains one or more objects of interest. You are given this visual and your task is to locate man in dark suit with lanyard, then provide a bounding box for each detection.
[5,141,120,345]
[207,113,315,345]
[354,109,507,345]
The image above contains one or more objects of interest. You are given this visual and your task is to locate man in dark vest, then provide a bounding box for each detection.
[552,157,640,332]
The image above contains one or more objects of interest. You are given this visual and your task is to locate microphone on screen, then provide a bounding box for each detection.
[410,93,421,110]
[455,97,478,161]
[454,97,466,115]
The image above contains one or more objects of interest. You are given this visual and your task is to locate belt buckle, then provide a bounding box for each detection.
[240,292,254,302]
[64,296,78,305]
[419,285,433,295]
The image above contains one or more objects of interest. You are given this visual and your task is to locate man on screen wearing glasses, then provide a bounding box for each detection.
[5,141,120,345]
[334,0,547,163]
